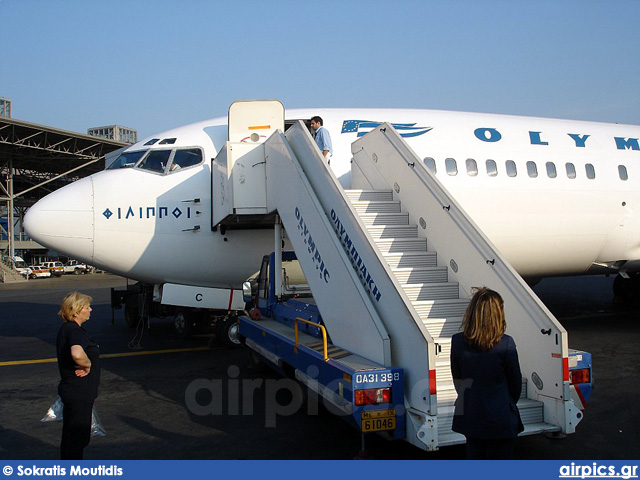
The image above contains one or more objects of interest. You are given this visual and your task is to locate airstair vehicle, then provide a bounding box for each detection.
[214,100,591,451]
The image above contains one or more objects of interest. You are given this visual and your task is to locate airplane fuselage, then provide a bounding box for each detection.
[24,107,640,288]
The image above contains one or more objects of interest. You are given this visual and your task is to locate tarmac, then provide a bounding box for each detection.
[0,273,638,460]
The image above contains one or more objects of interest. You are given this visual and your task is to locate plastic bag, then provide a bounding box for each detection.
[41,396,106,437]
[41,396,63,422]
[90,408,106,437]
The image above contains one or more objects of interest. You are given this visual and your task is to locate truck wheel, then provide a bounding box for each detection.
[216,314,242,348]
[74,268,82,275]
[249,349,269,372]
[174,310,195,338]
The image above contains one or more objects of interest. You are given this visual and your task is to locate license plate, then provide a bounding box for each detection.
[361,409,396,432]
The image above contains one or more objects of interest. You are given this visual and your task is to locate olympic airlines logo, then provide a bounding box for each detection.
[341,120,432,138]
[341,120,640,152]
[102,206,193,220]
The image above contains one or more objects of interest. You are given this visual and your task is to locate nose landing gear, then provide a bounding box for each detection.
[613,273,640,303]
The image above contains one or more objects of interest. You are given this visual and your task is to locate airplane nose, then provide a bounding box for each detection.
[24,177,94,262]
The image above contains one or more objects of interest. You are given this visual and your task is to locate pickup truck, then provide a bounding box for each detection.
[42,261,64,277]
[63,260,91,275]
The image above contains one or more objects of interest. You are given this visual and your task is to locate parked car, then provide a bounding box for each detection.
[42,261,64,277]
[63,260,92,275]
[29,265,52,279]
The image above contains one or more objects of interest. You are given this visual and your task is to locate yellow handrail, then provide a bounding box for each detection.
[294,317,329,362]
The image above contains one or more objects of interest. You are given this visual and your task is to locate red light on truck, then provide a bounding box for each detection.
[354,388,392,406]
[569,368,590,385]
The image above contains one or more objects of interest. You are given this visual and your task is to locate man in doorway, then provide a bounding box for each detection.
[310,116,333,162]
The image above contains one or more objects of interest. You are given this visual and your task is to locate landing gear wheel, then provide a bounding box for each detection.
[124,299,142,328]
[174,309,195,338]
[613,273,640,303]
[216,314,242,348]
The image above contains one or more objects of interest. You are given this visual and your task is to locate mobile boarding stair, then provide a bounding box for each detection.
[213,100,585,451]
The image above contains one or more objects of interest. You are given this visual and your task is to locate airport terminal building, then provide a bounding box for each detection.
[0,97,136,279]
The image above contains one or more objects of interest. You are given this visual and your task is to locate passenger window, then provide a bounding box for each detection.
[466,159,478,176]
[169,148,203,172]
[585,163,596,180]
[445,158,458,176]
[619,165,628,181]
[546,162,557,178]
[138,150,172,173]
[486,159,498,177]
[527,161,538,178]
[566,163,576,179]
[107,150,147,169]
[423,157,437,174]
[506,160,517,177]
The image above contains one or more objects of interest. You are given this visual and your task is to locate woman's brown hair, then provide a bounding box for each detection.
[461,287,506,351]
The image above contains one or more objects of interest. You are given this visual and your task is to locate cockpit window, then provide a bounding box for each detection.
[168,148,203,172]
[109,147,203,175]
[107,150,147,169]
[138,150,172,173]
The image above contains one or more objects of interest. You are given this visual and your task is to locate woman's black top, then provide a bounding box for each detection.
[450,333,523,439]
[56,322,100,401]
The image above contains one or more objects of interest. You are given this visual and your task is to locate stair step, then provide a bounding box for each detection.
[436,365,453,385]
[437,419,560,447]
[437,431,466,447]
[437,398,545,436]
[422,317,463,337]
[351,201,401,214]
[519,399,545,424]
[345,189,394,202]
[521,422,561,436]
[436,384,457,404]
[402,282,460,301]
[359,213,409,226]
[366,224,418,239]
[346,190,563,446]
[412,299,469,318]
[375,237,427,253]
[383,251,438,268]
[392,266,448,284]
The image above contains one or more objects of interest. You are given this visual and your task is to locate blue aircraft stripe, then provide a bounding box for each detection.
[341,120,432,138]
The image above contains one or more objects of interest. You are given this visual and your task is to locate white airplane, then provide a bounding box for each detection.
[23,104,640,328]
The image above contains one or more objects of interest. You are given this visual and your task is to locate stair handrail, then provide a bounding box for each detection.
[351,123,577,433]
[295,317,329,362]
[280,122,445,449]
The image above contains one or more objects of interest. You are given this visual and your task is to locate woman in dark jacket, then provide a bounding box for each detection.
[450,287,523,459]
[56,291,100,460]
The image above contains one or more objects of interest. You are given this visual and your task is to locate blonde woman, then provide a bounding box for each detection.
[56,291,99,460]
[450,287,523,459]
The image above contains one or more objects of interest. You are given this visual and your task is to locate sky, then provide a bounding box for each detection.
[1,0,639,139]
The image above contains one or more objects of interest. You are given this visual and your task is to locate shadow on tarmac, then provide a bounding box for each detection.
[0,274,638,459]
